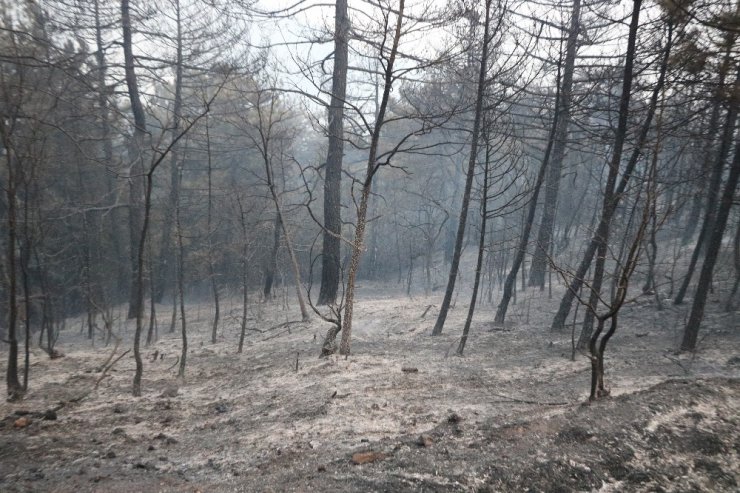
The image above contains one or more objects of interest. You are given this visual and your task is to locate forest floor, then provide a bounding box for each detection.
[1,283,739,492]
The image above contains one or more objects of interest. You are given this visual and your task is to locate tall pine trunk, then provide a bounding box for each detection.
[318,0,349,305]
[432,0,492,336]
[551,8,667,331]
[681,125,740,350]
[528,0,581,288]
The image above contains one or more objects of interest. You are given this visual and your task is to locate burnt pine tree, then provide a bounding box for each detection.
[318,0,349,305]
[681,111,740,351]
[577,15,674,347]
[528,0,581,289]
[457,131,491,356]
[121,0,149,396]
[494,41,564,325]
[432,0,493,336]
[122,0,147,323]
[551,1,671,332]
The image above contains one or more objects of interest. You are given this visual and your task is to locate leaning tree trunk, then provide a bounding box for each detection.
[551,8,666,331]
[458,137,490,356]
[725,218,740,311]
[674,89,738,304]
[261,144,309,321]
[432,0,493,336]
[318,0,349,305]
[494,44,563,324]
[681,132,740,351]
[528,0,581,288]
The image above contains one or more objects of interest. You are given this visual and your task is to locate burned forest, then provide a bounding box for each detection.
[1,0,739,491]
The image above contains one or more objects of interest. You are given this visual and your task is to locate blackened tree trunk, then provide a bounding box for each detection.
[2,139,22,399]
[458,137,490,356]
[323,0,405,355]
[578,3,669,347]
[681,135,740,351]
[318,0,349,305]
[528,0,581,288]
[154,0,184,304]
[236,197,250,353]
[675,86,738,304]
[725,219,740,311]
[263,215,280,299]
[122,0,148,395]
[176,170,188,378]
[94,0,127,299]
[122,0,147,324]
[494,46,563,324]
[551,5,666,331]
[432,0,492,336]
[206,118,221,343]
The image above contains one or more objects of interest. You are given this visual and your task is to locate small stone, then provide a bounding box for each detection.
[447,413,462,424]
[42,409,57,421]
[112,404,126,414]
[317,465,327,472]
[401,366,419,373]
[148,445,156,451]
[112,427,125,435]
[14,417,31,428]
[417,434,433,447]
[351,451,387,465]
[105,450,116,459]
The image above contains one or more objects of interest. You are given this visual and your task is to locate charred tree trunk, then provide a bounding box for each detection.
[432,0,492,336]
[318,0,349,305]
[154,0,184,304]
[551,6,666,331]
[320,0,405,355]
[681,135,740,351]
[494,45,563,324]
[206,118,221,343]
[176,174,188,377]
[675,79,738,305]
[2,142,22,399]
[458,137,490,356]
[263,215,280,300]
[725,219,740,311]
[94,0,127,299]
[529,0,581,288]
[122,0,149,395]
[237,198,250,353]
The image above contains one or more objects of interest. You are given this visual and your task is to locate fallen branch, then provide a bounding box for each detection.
[487,391,569,406]
[167,355,181,372]
[96,338,121,372]
[95,349,131,389]
[420,304,435,319]
[267,320,304,331]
